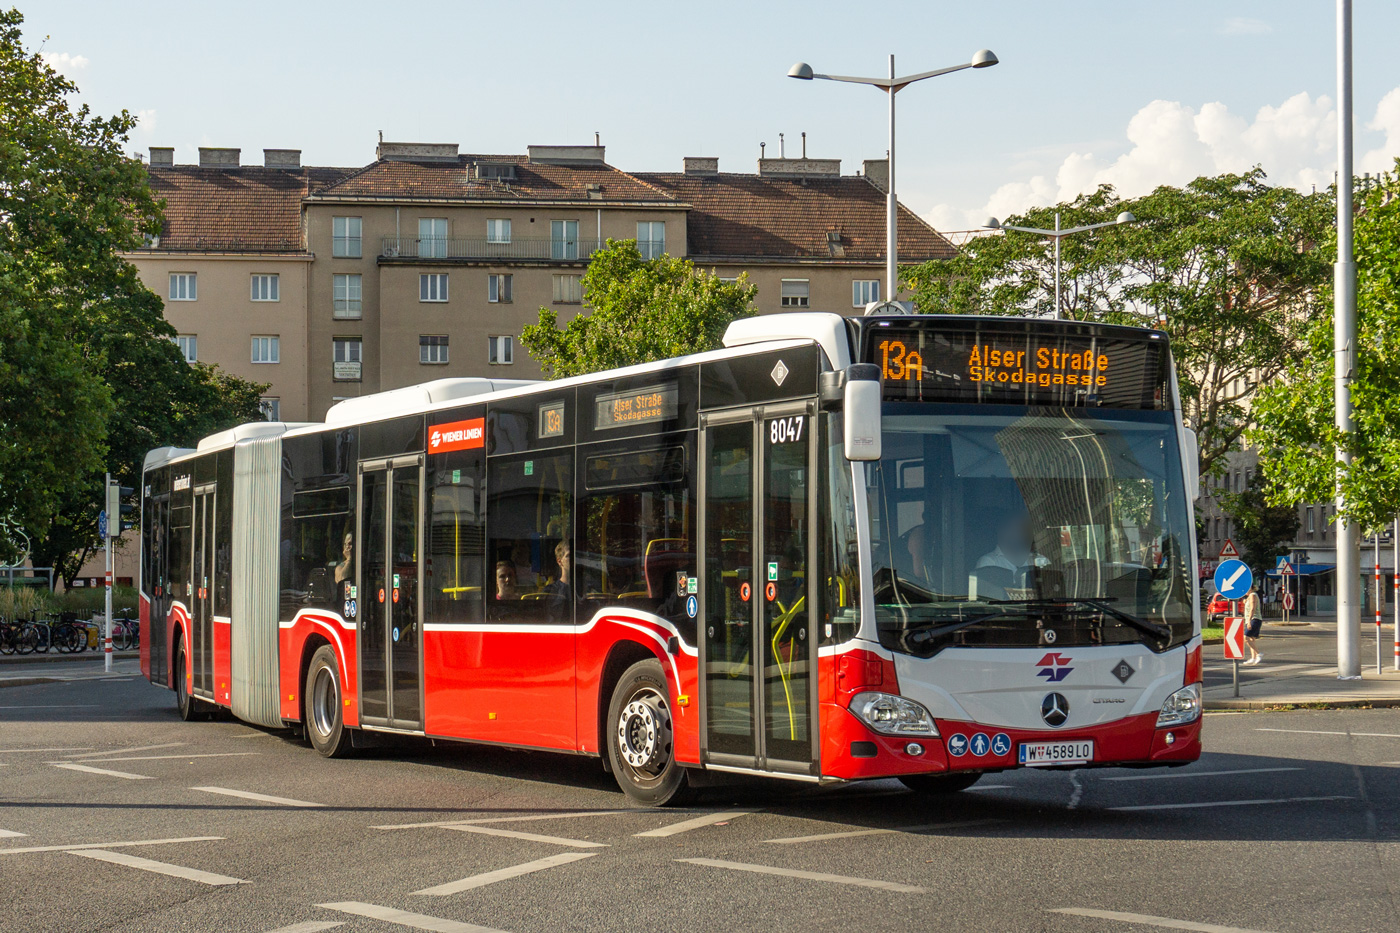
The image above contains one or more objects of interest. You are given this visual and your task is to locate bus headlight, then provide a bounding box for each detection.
[850,692,938,736]
[1156,683,1201,728]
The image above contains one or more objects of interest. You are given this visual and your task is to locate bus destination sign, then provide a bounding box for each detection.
[594,383,679,430]
[866,324,1166,409]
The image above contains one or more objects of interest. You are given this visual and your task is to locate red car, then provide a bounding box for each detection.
[1206,594,1230,624]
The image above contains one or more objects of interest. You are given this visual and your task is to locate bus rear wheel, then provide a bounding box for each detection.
[174,644,200,721]
[608,659,692,807]
[305,645,352,758]
[899,771,982,794]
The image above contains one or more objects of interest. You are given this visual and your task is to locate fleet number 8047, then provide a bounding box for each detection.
[769,416,804,444]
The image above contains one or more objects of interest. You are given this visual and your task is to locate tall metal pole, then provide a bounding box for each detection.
[1376,533,1383,674]
[1393,515,1398,670]
[1336,0,1361,678]
[886,54,897,305]
[1053,212,1062,320]
[104,473,113,674]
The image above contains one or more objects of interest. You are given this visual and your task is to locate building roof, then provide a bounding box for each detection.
[636,172,956,264]
[147,165,350,253]
[308,155,677,205]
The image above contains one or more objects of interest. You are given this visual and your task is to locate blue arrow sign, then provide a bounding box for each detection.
[1214,559,1253,600]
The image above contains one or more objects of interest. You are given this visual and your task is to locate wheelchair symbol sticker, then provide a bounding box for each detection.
[991,733,1011,756]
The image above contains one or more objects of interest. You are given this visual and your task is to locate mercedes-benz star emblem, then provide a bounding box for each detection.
[1041,692,1069,727]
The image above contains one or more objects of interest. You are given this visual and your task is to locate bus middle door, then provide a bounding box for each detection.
[699,402,817,777]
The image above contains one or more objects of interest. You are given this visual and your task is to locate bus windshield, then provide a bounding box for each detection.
[866,403,1194,657]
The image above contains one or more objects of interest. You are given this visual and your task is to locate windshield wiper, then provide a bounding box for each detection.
[903,607,1033,648]
[987,597,1172,641]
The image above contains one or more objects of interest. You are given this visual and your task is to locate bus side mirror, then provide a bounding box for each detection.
[844,364,882,461]
[1182,427,1200,500]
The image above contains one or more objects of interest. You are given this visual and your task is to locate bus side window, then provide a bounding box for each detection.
[427,452,484,624]
[486,451,573,623]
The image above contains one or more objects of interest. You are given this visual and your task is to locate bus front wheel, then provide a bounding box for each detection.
[607,659,693,807]
[898,771,982,794]
[304,645,353,758]
[174,644,200,722]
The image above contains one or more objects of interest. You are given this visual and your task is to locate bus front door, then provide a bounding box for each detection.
[357,455,424,731]
[190,484,215,700]
[699,403,817,776]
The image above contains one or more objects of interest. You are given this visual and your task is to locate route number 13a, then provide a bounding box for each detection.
[769,417,804,444]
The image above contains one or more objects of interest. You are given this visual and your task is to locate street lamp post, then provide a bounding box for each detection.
[789,50,998,306]
[982,211,1137,319]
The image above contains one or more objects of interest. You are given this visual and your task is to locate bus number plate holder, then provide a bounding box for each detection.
[1018,740,1093,767]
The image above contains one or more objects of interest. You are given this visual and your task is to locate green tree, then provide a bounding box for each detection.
[905,170,1333,481]
[0,8,265,577]
[1220,481,1301,574]
[1249,165,1400,531]
[521,239,757,379]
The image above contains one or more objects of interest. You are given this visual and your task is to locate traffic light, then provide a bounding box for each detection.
[106,481,136,538]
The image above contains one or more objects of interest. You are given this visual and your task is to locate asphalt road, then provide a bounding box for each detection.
[2,669,1398,933]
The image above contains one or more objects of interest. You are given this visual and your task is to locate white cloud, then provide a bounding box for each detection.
[927,88,1384,231]
[133,109,157,136]
[1220,17,1272,36]
[41,52,88,75]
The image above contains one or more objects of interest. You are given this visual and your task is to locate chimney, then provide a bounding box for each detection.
[148,147,174,166]
[264,148,301,169]
[863,159,889,191]
[527,144,606,165]
[683,157,719,175]
[758,157,840,178]
[377,141,459,162]
[198,147,240,168]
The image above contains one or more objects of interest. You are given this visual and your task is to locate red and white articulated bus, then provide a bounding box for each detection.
[139,312,1203,805]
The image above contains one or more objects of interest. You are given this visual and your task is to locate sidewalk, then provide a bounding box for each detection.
[1203,614,1400,709]
[0,654,142,688]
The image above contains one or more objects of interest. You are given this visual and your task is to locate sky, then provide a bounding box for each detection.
[25,0,1400,234]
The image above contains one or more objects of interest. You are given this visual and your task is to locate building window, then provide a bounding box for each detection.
[781,279,810,308]
[637,221,665,259]
[719,276,739,284]
[420,335,449,365]
[487,219,511,244]
[251,335,280,364]
[259,397,280,421]
[333,337,362,381]
[1306,507,1315,534]
[420,273,449,302]
[488,335,514,365]
[169,273,197,301]
[332,216,362,258]
[419,217,448,258]
[251,274,280,302]
[553,274,582,304]
[853,279,881,307]
[174,334,197,363]
[488,273,513,303]
[551,219,579,260]
[333,273,362,318]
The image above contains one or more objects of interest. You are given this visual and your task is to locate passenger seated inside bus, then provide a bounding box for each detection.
[494,561,516,600]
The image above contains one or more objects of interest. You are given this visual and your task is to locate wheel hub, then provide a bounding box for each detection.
[618,695,671,771]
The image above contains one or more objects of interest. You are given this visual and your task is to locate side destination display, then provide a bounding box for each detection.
[864,321,1168,410]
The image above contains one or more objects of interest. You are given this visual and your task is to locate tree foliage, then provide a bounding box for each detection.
[0,8,264,576]
[1220,481,1301,575]
[904,170,1333,481]
[520,240,757,379]
[1249,166,1400,531]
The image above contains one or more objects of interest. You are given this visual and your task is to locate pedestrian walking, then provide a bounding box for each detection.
[1242,582,1264,665]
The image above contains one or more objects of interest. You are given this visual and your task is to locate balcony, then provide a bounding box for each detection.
[379,236,665,262]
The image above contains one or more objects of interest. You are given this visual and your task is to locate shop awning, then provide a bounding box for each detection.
[1265,563,1335,577]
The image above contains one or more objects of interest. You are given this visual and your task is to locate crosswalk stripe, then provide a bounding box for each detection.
[678,857,928,893]
[191,786,324,807]
[318,901,509,932]
[437,824,607,848]
[49,762,151,780]
[70,848,247,885]
[412,852,595,895]
[634,810,753,837]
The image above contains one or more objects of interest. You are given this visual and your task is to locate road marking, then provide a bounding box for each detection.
[191,786,325,808]
[260,923,344,933]
[67,742,185,759]
[0,830,26,838]
[1256,727,1400,738]
[0,705,99,709]
[87,752,259,762]
[71,848,247,885]
[0,747,92,754]
[765,818,1001,845]
[678,857,927,893]
[318,902,508,932]
[49,762,151,780]
[963,784,1014,791]
[0,836,223,855]
[634,810,754,837]
[1112,795,1353,812]
[1103,767,1303,782]
[375,811,630,830]
[412,852,596,895]
[437,824,608,848]
[1050,907,1277,932]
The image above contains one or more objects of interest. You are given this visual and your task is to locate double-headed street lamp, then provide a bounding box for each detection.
[788,50,998,308]
[982,210,1137,319]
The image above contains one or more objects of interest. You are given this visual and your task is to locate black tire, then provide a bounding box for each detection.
[174,644,200,721]
[16,624,37,654]
[899,771,982,794]
[304,645,353,758]
[607,659,693,807]
[54,624,81,653]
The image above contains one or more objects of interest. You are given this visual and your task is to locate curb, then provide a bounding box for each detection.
[0,651,139,666]
[1206,697,1400,710]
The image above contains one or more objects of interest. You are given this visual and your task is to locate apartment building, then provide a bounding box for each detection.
[128,139,954,421]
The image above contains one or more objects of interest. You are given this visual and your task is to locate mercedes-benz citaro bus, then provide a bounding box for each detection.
[138,312,1203,805]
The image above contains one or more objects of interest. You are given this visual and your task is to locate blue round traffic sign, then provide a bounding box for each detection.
[1214,559,1253,600]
